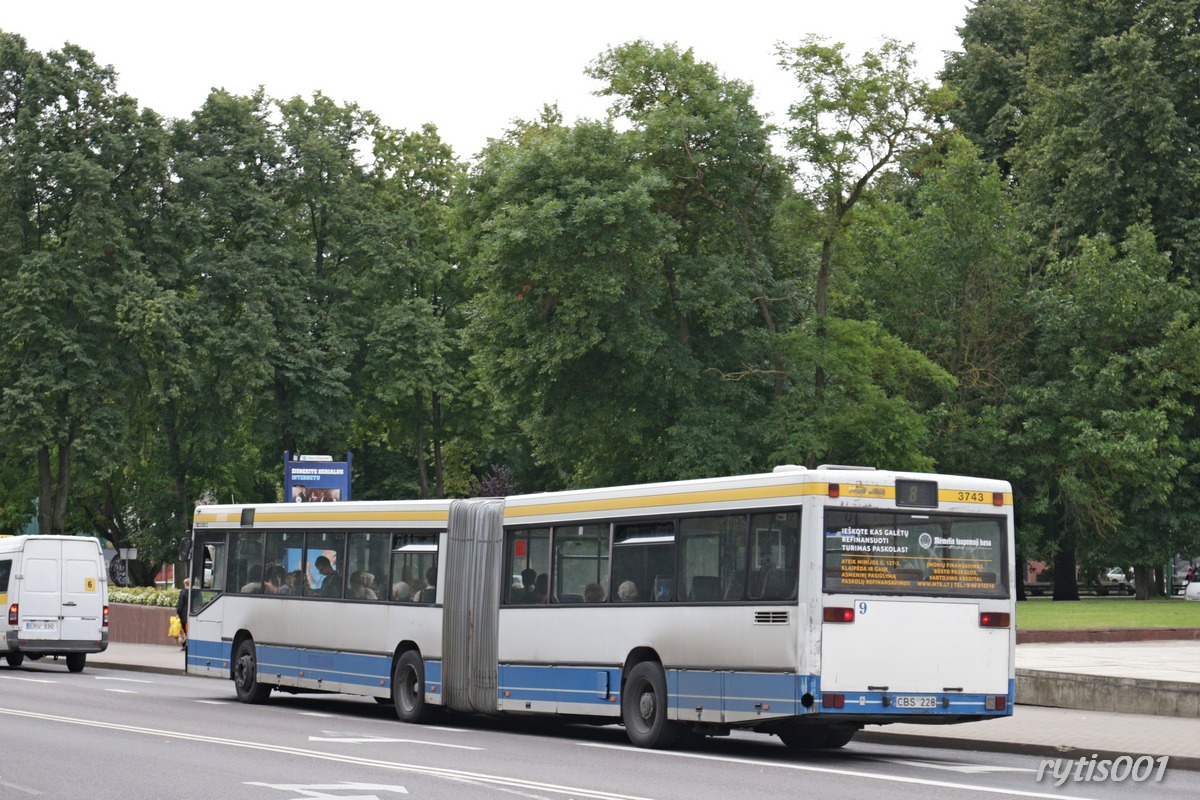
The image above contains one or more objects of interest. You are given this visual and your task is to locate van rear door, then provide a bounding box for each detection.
[60,539,105,641]
[18,539,104,643]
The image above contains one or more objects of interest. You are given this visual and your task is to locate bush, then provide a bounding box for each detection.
[108,586,179,607]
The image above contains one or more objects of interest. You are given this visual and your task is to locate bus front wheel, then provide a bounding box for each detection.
[621,661,682,749]
[233,639,271,704]
[393,651,435,724]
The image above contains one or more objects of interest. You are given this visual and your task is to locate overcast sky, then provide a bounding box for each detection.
[1,1,972,159]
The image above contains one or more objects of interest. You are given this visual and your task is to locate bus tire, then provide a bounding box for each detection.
[233,639,271,704]
[621,661,681,749]
[393,651,435,724]
[66,653,86,673]
[5,652,23,668]
[779,724,857,750]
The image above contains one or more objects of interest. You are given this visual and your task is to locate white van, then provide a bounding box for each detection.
[0,535,109,672]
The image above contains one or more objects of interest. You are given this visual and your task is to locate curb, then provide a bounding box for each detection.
[858,729,1200,773]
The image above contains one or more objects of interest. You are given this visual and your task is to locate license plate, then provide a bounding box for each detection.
[23,620,57,632]
[894,695,936,709]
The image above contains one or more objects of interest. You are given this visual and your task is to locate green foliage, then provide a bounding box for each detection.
[108,586,179,607]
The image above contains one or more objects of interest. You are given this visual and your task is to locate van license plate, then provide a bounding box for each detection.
[24,621,57,632]
[894,695,936,708]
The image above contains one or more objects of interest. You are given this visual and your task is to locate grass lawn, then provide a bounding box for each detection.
[1017,596,1200,629]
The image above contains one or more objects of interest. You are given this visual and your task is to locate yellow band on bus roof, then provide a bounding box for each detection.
[194,509,449,525]
[506,483,1011,519]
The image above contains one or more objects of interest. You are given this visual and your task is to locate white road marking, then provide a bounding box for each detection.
[299,711,335,718]
[0,706,654,800]
[0,675,56,684]
[196,700,231,705]
[309,736,481,750]
[577,741,1106,800]
[246,781,408,798]
[104,688,137,694]
[867,756,1036,774]
[94,676,152,683]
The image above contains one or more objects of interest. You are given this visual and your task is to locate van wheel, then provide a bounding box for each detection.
[393,651,435,723]
[233,639,271,703]
[4,653,23,668]
[621,661,682,749]
[66,653,86,673]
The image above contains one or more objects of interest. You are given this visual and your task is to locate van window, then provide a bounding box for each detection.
[0,559,10,593]
[26,558,58,592]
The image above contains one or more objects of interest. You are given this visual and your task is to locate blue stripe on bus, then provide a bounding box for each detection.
[814,676,1015,717]
[183,640,443,695]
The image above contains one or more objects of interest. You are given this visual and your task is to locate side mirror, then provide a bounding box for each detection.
[178,537,193,563]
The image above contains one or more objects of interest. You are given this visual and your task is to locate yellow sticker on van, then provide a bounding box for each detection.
[84,578,97,592]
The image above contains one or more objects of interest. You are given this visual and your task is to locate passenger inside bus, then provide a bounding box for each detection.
[617,580,638,602]
[584,582,606,603]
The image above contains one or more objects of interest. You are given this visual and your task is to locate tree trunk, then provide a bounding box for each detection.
[1051,545,1080,601]
[414,393,429,500]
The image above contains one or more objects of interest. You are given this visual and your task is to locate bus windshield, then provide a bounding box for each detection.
[823,509,1008,599]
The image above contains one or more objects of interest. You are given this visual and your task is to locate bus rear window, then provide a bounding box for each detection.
[823,510,1008,599]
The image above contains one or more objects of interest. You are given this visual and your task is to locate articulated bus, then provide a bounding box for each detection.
[181,465,1015,749]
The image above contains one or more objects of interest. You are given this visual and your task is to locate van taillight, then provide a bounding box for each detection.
[7,604,16,625]
[103,605,110,629]
[979,611,1010,628]
[824,606,855,623]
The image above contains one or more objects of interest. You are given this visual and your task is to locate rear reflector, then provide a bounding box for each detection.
[824,606,855,623]
[823,693,845,709]
[979,611,1011,628]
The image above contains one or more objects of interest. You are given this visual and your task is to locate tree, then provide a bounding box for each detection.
[1011,227,1200,599]
[940,0,1030,179]
[1011,0,1200,271]
[461,115,680,486]
[773,36,954,468]
[0,34,167,535]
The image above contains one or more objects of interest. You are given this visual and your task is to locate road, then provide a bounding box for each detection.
[0,659,1191,800]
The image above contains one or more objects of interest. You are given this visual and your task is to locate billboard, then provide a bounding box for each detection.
[283,452,352,502]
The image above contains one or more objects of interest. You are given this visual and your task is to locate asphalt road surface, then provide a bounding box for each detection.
[0,659,1191,800]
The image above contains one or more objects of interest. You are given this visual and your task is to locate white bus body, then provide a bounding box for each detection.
[0,535,110,672]
[184,466,1015,748]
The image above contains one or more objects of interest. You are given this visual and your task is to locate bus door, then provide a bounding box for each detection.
[819,508,1011,696]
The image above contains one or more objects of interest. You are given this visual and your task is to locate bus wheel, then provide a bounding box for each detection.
[66,653,86,673]
[622,661,682,749]
[393,651,435,724]
[233,639,271,704]
[4,653,23,668]
[779,724,857,749]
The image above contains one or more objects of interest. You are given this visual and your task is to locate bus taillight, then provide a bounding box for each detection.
[979,612,1010,628]
[823,693,846,709]
[824,606,854,623]
[985,695,1007,711]
[7,604,16,625]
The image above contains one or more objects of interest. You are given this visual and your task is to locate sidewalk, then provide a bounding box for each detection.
[85,639,1200,769]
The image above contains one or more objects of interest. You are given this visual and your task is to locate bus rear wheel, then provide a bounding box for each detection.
[621,661,682,749]
[779,724,858,750]
[393,651,435,724]
[233,639,271,703]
